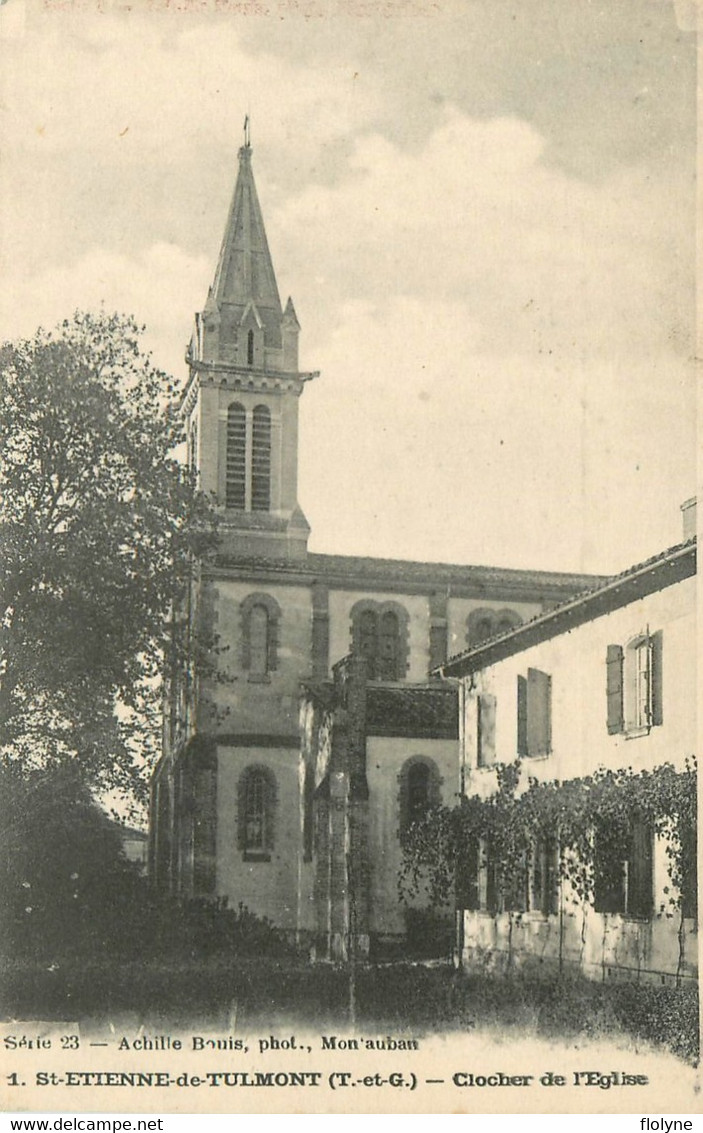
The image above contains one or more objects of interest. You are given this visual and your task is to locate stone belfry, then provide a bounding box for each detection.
[184,130,318,559]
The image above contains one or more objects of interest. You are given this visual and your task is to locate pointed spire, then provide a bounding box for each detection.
[283,296,300,329]
[210,141,282,334]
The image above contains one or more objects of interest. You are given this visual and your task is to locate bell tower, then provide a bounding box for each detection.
[183,134,318,559]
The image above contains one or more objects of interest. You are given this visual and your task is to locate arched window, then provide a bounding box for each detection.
[468,608,522,646]
[467,609,496,645]
[238,766,276,860]
[240,593,280,679]
[247,328,255,366]
[225,402,246,509]
[399,757,440,842]
[378,610,400,680]
[249,604,269,677]
[251,405,271,512]
[496,609,522,636]
[351,601,409,682]
[358,609,379,677]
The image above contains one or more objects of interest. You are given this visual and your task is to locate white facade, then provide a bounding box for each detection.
[443,540,697,985]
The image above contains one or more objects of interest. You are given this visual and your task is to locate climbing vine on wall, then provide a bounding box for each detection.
[398,758,697,920]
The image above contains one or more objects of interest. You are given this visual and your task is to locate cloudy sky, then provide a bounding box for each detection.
[0,0,696,575]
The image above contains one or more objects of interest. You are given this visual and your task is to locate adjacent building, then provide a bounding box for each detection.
[439,520,697,984]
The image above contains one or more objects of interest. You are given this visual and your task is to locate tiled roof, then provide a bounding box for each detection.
[211,548,604,600]
[365,684,458,739]
[440,537,696,677]
[306,552,601,594]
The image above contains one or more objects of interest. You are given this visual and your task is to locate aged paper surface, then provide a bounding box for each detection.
[0,0,699,1117]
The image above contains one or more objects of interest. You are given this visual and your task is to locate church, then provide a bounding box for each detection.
[149,138,601,959]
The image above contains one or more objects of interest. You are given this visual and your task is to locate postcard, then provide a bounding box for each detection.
[0,0,699,1116]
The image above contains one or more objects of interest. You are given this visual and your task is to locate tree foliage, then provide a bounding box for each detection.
[0,758,140,958]
[0,311,214,801]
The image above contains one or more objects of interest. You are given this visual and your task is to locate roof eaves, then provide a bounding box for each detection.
[438,538,696,678]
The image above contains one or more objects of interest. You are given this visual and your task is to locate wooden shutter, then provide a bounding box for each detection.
[530,837,558,915]
[594,831,626,914]
[606,644,624,734]
[527,668,551,756]
[477,693,496,767]
[251,405,271,512]
[650,631,663,727]
[627,820,653,918]
[516,675,528,756]
[225,403,246,509]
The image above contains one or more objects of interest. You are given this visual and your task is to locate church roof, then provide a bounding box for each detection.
[365,684,459,739]
[300,679,459,739]
[439,537,696,678]
[305,552,604,599]
[210,548,606,603]
[209,142,282,335]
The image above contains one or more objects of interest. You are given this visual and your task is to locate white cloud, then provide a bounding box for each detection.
[272,107,693,364]
[0,242,210,378]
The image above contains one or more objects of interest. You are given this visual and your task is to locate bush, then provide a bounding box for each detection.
[0,762,290,965]
[0,763,141,960]
[403,908,454,959]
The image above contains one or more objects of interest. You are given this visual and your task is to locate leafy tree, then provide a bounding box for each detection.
[0,311,214,802]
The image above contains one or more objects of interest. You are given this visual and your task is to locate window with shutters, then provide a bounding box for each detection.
[225,402,247,509]
[224,401,273,513]
[606,632,663,737]
[458,837,554,916]
[477,693,496,768]
[350,600,409,681]
[529,836,559,916]
[240,593,280,680]
[399,757,440,842]
[516,668,551,757]
[594,817,653,918]
[238,766,276,861]
[251,405,271,512]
